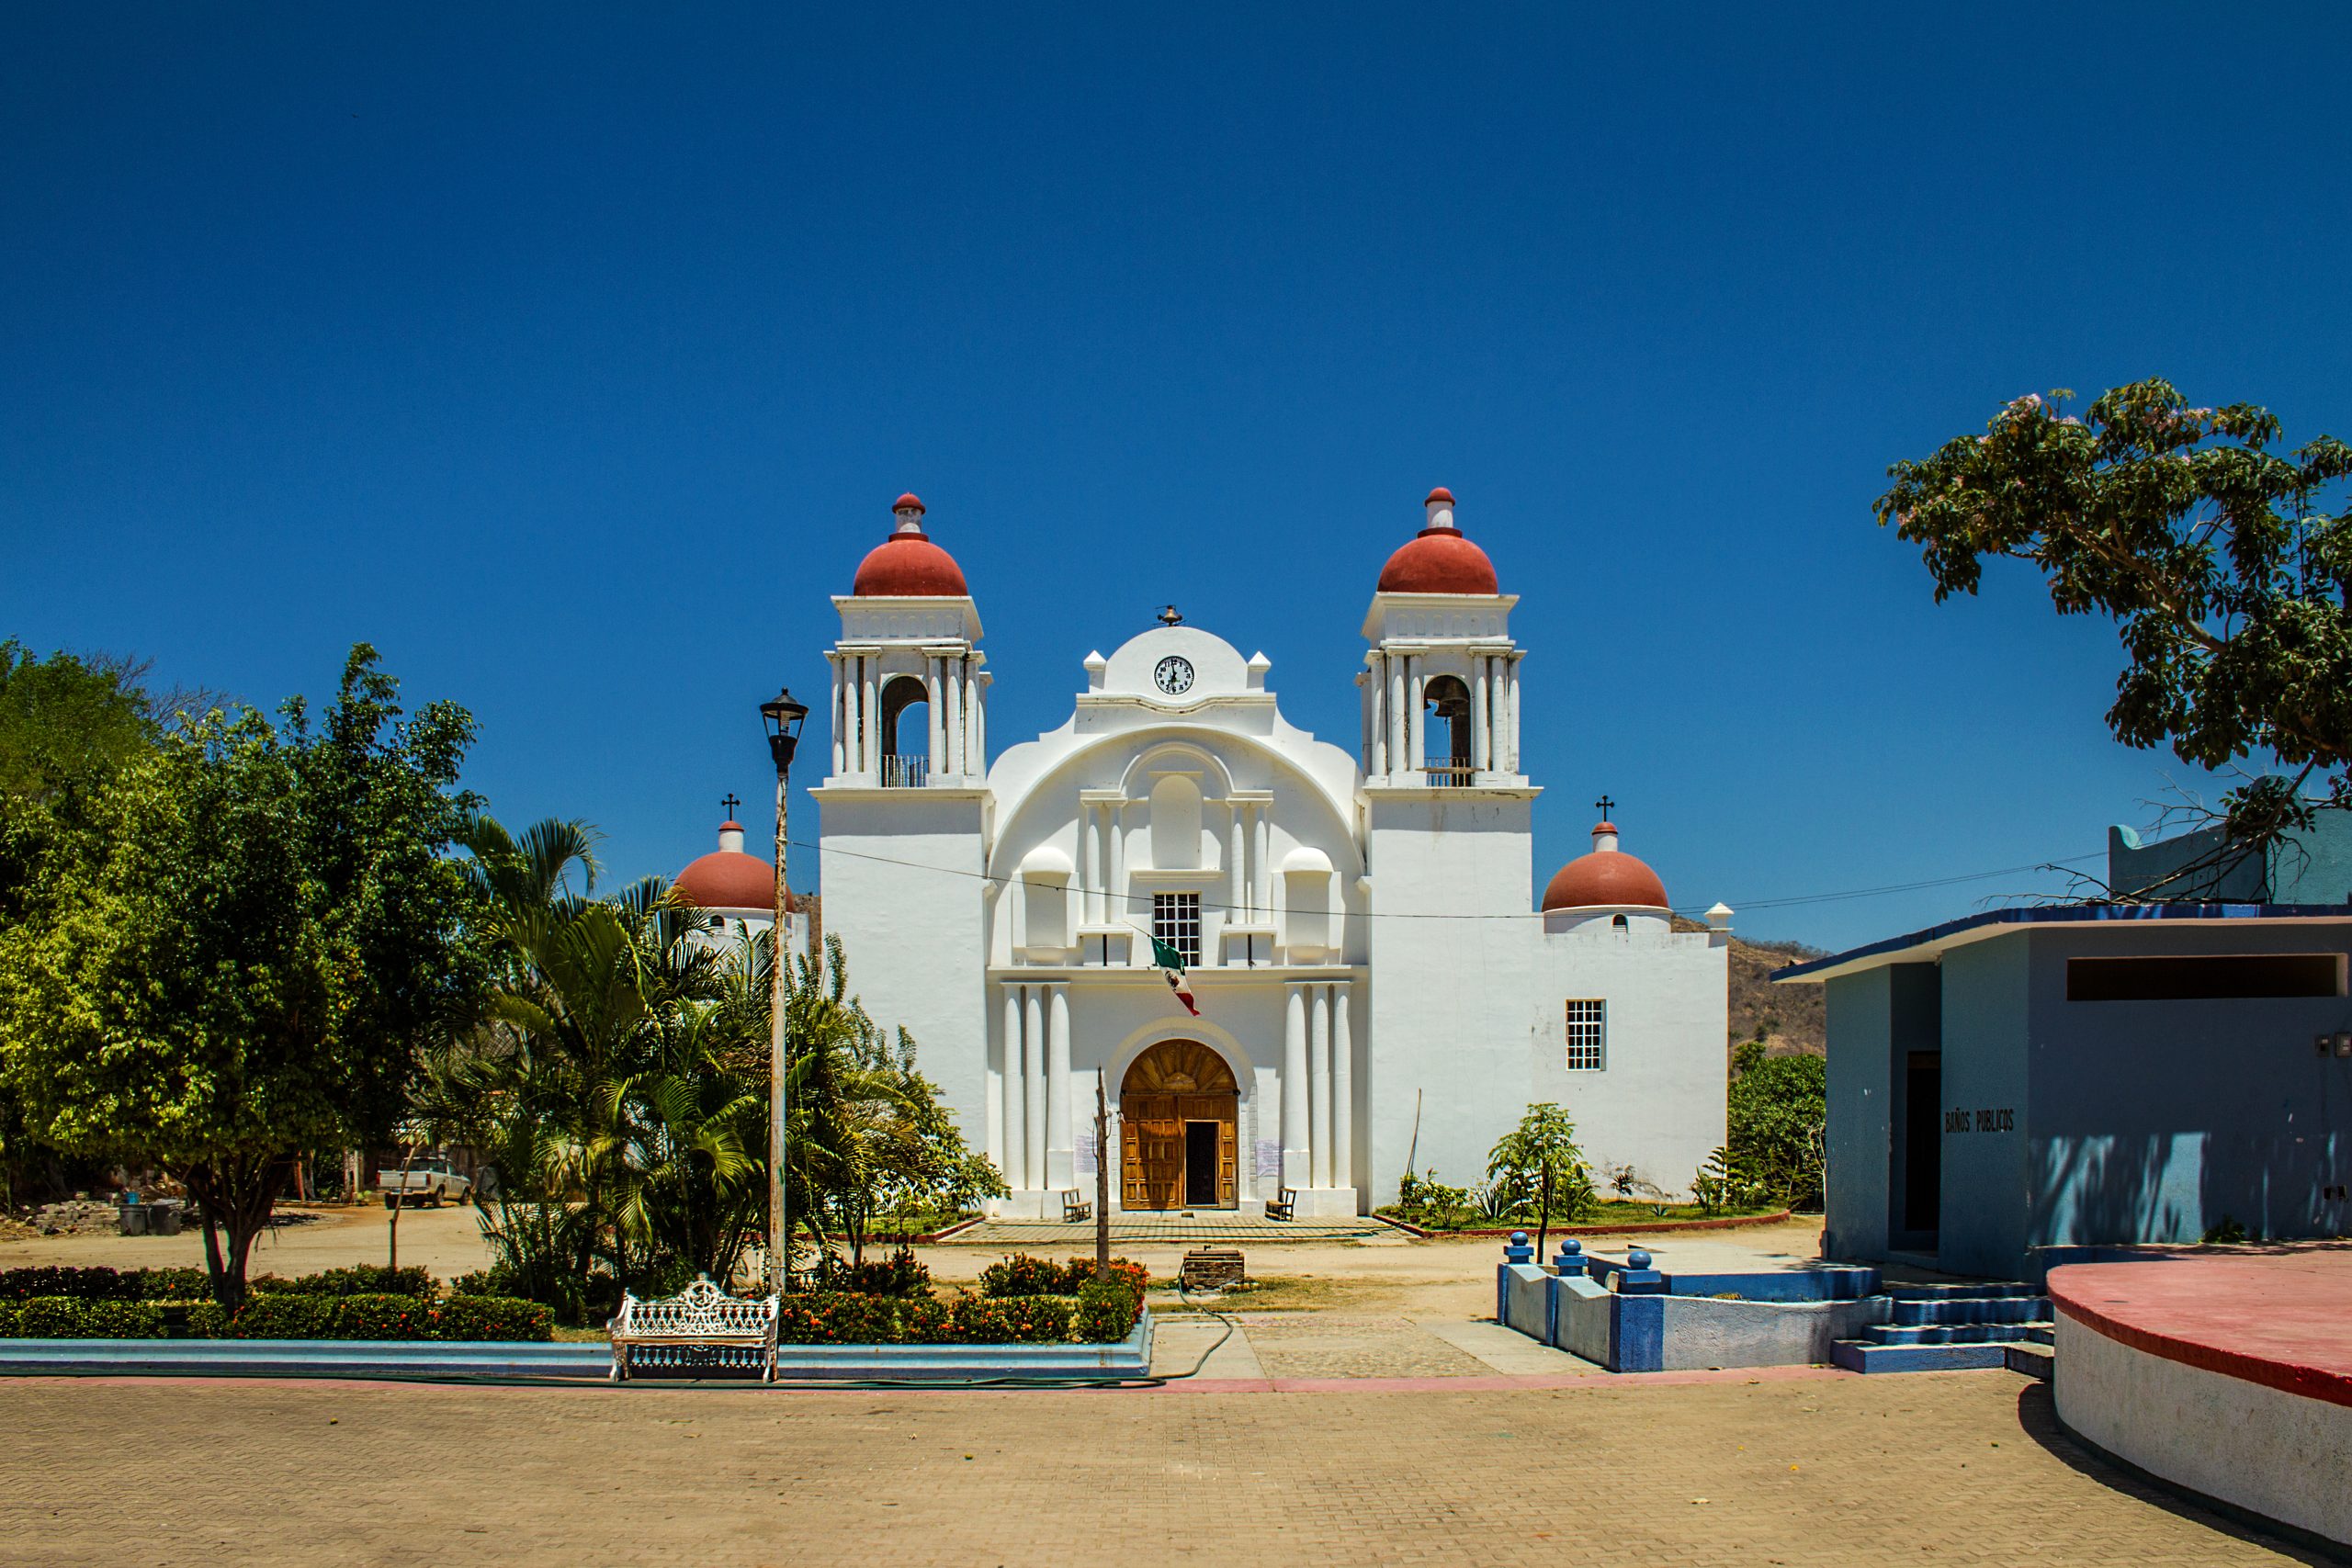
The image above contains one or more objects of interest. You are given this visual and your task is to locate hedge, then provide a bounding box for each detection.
[0,1264,437,1303]
[0,1293,550,1342]
[770,1289,1136,1346]
[978,1255,1148,1298]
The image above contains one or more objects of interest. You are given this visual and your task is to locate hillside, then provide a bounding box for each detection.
[1727,935,1827,1057]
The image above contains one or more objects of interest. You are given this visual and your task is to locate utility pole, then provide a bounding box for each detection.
[760,687,808,1294]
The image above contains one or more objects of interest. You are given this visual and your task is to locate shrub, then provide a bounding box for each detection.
[9,1298,166,1338]
[0,1304,14,1337]
[897,1295,957,1344]
[230,1293,336,1339]
[1001,1295,1074,1343]
[334,1293,436,1340]
[981,1255,1148,1297]
[0,1266,220,1303]
[250,1266,435,1300]
[1074,1280,1142,1343]
[810,1249,931,1298]
[450,1266,518,1299]
[950,1294,1017,1344]
[978,1254,1068,1298]
[431,1295,554,1342]
[132,1268,212,1301]
[1727,1043,1826,1210]
[187,1302,230,1337]
[774,1292,898,1346]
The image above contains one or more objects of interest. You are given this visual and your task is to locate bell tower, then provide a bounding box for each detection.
[1356,487,1541,1206]
[815,492,992,1146]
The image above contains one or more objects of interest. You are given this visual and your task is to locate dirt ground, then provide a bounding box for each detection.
[0,1209,1832,1320]
[0,1201,498,1280]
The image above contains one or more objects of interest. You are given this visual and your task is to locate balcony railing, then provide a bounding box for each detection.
[1422,764,1477,788]
[881,754,929,788]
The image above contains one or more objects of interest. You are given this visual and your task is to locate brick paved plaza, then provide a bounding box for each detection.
[0,1371,2320,1567]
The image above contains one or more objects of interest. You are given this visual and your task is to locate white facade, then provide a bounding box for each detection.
[815,494,1729,1214]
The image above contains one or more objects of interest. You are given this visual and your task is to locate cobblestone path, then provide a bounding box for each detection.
[0,1371,2319,1566]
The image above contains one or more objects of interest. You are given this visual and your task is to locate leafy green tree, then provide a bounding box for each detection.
[1487,1102,1595,1254]
[0,647,483,1307]
[1726,1042,1826,1210]
[1876,379,2352,853]
[0,641,164,809]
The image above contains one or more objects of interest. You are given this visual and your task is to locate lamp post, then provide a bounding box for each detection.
[759,685,808,1293]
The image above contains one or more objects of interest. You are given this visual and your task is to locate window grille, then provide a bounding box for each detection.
[1153,892,1202,966]
[1565,998,1606,1071]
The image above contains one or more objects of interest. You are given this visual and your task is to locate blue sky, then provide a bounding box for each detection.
[5,5,2349,952]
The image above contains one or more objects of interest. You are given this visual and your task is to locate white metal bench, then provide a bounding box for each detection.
[607,1273,779,1382]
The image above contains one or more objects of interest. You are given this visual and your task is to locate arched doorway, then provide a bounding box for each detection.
[1121,1041,1238,1211]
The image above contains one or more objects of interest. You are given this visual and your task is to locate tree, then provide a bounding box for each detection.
[0,646,483,1307]
[1876,379,2352,863]
[1486,1102,1594,1256]
[1726,1042,1826,1210]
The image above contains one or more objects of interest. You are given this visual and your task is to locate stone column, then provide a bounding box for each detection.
[944,656,964,779]
[1107,803,1126,934]
[1001,986,1027,1191]
[1370,655,1388,778]
[1046,985,1073,1188]
[1082,809,1102,928]
[1282,984,1310,1191]
[1023,986,1047,1188]
[859,659,876,775]
[926,658,946,775]
[1386,655,1405,783]
[1252,806,1272,920]
[1506,655,1521,774]
[973,670,989,773]
[1309,986,1332,1190]
[1407,657,1426,775]
[829,654,846,777]
[1331,983,1354,1192]
[1472,657,1491,772]
[1228,807,1247,930]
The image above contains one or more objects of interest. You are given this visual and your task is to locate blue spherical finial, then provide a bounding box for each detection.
[1555,1238,1583,1258]
[1627,1247,1653,1270]
[1510,1231,1529,1246]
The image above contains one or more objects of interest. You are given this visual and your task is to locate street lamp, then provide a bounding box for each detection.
[758,686,808,1293]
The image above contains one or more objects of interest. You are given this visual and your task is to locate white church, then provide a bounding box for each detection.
[701,488,1730,1217]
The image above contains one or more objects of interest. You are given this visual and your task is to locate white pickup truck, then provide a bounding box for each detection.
[377,1158,473,1208]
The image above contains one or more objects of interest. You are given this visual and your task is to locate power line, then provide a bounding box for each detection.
[771,836,2107,923]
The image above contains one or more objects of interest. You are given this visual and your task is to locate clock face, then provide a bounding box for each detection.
[1154,655,1195,695]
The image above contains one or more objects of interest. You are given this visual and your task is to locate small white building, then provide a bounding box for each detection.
[815,489,1728,1215]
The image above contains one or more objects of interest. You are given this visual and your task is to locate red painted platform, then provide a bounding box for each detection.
[2047,1247,2352,1408]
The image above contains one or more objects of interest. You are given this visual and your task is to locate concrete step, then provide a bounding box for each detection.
[2004,1342,2054,1381]
[1830,1338,2011,1374]
[2027,1324,2053,1345]
[1883,1281,2035,1301]
[1887,1295,2052,1326]
[1861,1320,2054,1347]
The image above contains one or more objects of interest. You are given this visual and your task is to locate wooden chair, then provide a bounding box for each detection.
[1060,1189,1093,1223]
[1266,1188,1297,1221]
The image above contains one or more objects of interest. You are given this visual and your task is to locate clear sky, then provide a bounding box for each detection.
[5,5,2349,952]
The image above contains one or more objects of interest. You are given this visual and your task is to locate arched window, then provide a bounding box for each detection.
[1422,674,1474,786]
[878,675,930,787]
[1148,775,1203,869]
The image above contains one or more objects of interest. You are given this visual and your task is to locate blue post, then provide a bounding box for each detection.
[1499,1231,1533,1323]
[1612,1244,1665,1294]
[1553,1238,1583,1274]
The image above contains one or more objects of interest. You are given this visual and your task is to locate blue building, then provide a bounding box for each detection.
[1776,904,2352,1281]
[2109,807,2352,904]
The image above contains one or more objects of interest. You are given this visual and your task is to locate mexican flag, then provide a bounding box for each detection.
[1148,933,1199,1016]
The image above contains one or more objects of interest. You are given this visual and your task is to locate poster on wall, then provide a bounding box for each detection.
[1254,1139,1281,1180]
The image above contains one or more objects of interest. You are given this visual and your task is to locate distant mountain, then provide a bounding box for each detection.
[1674,919,1827,1059]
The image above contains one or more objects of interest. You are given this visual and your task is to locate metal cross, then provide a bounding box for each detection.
[1595,794,1615,820]
[720,792,741,819]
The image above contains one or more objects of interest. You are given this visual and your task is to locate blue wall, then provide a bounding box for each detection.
[2109,813,2352,903]
[1821,917,2352,1281]
[2022,922,2352,1254]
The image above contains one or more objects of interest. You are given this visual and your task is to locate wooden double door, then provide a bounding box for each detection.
[1120,1041,1238,1210]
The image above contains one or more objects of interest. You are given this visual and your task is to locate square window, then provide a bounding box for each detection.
[1152,892,1202,966]
[1565,998,1606,1071]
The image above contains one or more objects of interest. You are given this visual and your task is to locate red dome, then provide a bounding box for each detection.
[852,531,968,596]
[674,849,777,913]
[1377,528,1499,594]
[1541,829,1670,911]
